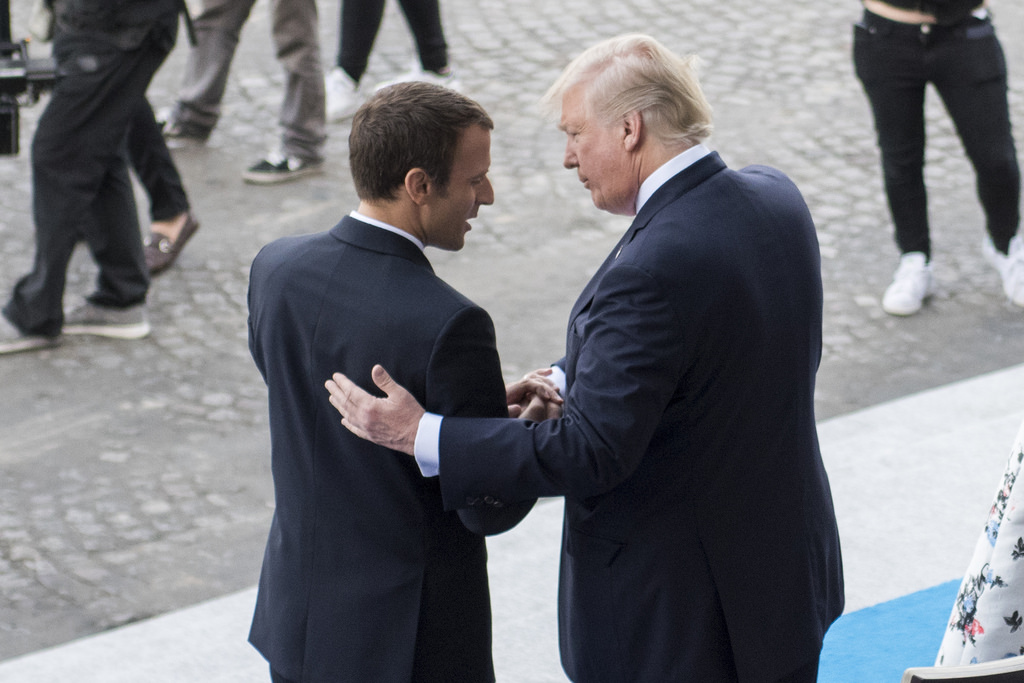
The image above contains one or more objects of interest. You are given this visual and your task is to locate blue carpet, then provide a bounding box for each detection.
[818,580,961,683]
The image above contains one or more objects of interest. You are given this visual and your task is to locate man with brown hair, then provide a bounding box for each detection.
[246,82,539,682]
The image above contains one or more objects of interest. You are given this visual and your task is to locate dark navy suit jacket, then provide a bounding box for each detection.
[439,153,845,682]
[247,217,533,682]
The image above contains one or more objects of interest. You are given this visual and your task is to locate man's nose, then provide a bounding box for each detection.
[563,145,577,169]
[478,177,495,205]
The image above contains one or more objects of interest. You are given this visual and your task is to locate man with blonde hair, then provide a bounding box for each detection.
[327,34,844,682]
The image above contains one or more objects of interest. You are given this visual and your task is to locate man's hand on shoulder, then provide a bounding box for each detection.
[325,365,424,455]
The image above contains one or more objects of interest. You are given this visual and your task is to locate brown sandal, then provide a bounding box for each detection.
[145,212,200,275]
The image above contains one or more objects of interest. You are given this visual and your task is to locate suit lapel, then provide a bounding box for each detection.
[567,226,634,325]
[566,152,727,335]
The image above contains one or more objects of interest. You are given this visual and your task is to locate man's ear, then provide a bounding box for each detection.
[404,168,432,205]
[622,110,644,152]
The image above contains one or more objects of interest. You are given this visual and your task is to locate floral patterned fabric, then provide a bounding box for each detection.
[937,418,1024,665]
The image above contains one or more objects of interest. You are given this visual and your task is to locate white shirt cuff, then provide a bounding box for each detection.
[414,412,443,477]
[549,365,567,395]
[412,365,564,479]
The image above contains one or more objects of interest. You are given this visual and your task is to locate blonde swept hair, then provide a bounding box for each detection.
[542,33,713,147]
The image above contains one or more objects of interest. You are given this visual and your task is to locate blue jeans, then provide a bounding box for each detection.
[853,10,1020,258]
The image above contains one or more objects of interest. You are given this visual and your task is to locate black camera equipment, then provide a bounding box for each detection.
[1,0,57,156]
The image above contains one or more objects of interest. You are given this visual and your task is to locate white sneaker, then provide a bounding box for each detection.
[375,62,462,92]
[983,235,1024,307]
[326,67,364,122]
[882,252,934,316]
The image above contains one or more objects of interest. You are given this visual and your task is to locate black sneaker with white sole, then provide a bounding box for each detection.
[242,152,324,185]
[161,117,211,149]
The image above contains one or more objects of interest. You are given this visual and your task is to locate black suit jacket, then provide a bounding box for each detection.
[247,217,533,682]
[439,153,845,682]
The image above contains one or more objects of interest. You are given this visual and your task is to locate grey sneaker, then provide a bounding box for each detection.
[63,302,151,339]
[0,315,60,355]
[242,151,324,185]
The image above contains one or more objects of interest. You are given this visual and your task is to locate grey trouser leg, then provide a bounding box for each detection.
[175,0,326,161]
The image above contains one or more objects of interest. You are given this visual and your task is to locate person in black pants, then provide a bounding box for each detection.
[853,0,1023,316]
[127,101,200,276]
[0,0,184,354]
[325,0,457,122]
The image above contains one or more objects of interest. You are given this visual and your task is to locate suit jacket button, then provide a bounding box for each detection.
[466,496,480,506]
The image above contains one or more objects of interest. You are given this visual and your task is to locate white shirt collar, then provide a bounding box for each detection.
[350,210,425,251]
[635,143,711,214]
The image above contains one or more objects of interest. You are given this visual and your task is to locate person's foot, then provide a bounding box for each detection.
[0,314,60,355]
[415,66,461,91]
[882,251,934,316]
[375,62,462,92]
[242,151,324,185]
[146,211,200,275]
[161,114,211,149]
[983,236,1024,307]
[326,67,364,122]
[63,301,151,339]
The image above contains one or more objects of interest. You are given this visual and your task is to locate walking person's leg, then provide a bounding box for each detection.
[242,0,327,184]
[165,0,259,142]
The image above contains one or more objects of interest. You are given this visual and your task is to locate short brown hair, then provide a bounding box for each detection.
[349,82,494,201]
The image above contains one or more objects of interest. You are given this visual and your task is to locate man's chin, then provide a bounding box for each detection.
[436,237,466,252]
[591,194,634,216]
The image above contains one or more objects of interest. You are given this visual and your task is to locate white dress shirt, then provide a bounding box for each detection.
[350,210,425,251]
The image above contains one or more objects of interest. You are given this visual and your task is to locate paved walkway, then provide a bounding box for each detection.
[1,0,1023,677]
[2,362,1024,681]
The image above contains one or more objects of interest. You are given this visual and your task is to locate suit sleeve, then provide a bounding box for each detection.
[439,263,687,507]
[247,255,267,382]
[426,305,536,535]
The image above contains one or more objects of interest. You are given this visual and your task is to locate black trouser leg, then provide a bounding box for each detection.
[127,99,190,223]
[5,27,172,335]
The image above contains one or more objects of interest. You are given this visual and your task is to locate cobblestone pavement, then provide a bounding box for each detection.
[1,0,1023,662]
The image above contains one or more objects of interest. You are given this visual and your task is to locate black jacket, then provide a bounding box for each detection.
[247,217,534,682]
[440,154,844,682]
[54,0,179,49]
